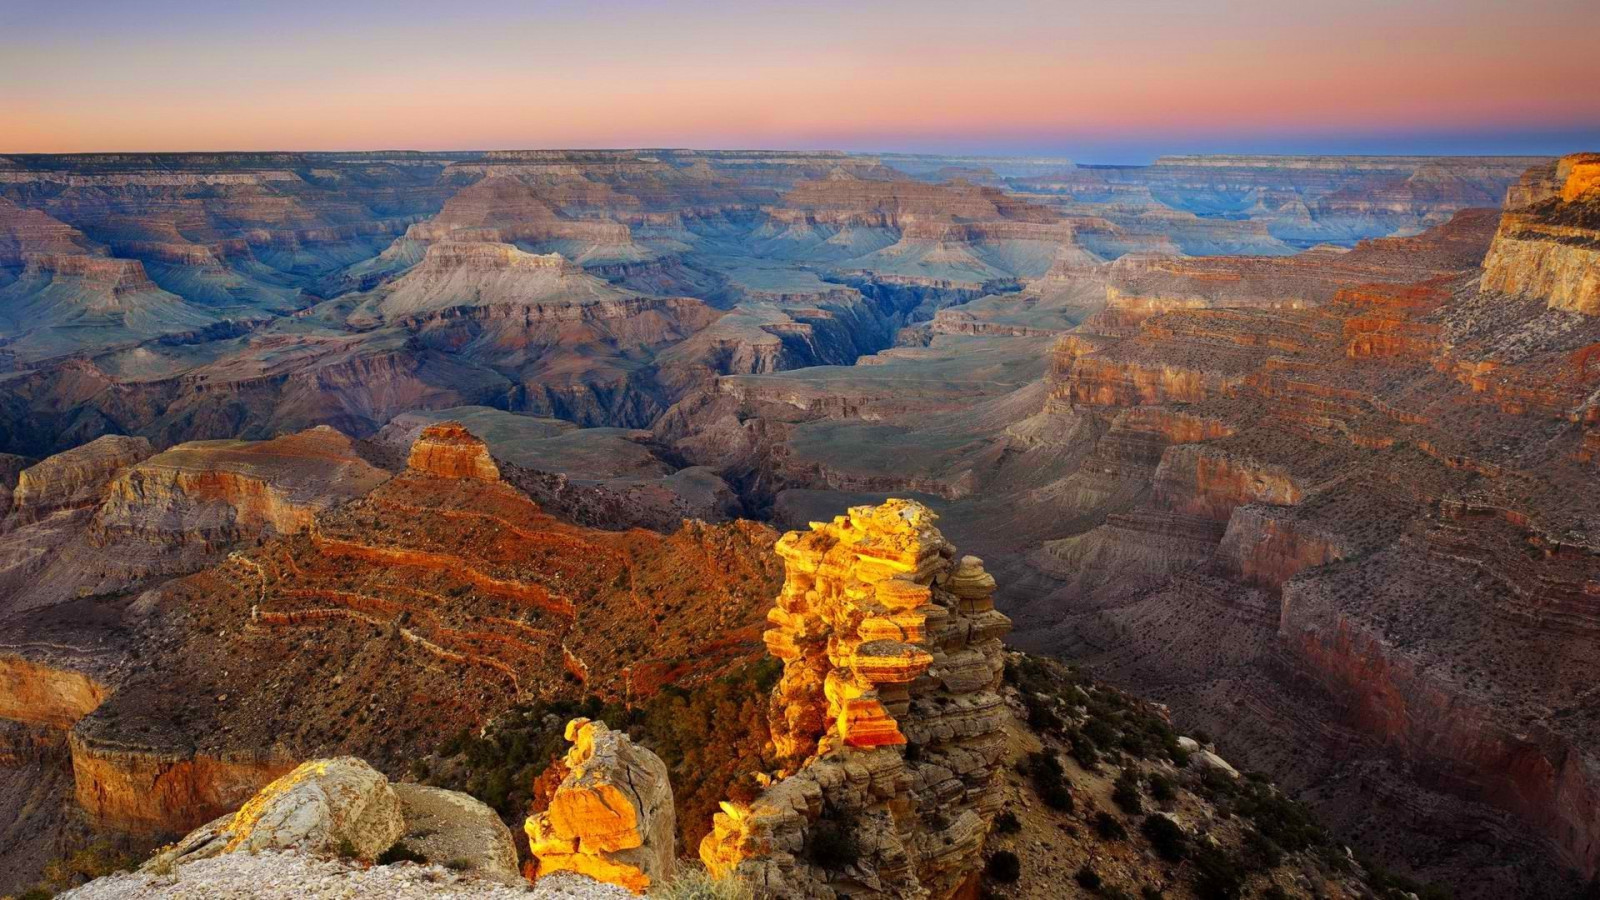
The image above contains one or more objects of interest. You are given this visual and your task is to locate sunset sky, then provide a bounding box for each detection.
[3,0,1598,162]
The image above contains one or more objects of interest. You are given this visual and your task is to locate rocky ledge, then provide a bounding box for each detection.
[1480,152,1600,313]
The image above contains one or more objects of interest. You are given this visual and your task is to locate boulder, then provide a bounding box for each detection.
[393,783,521,885]
[1192,750,1240,780]
[143,757,404,871]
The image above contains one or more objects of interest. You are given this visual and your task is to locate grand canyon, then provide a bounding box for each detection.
[4,2,1600,898]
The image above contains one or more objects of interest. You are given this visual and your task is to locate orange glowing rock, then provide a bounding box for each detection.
[704,499,1012,898]
[525,718,675,895]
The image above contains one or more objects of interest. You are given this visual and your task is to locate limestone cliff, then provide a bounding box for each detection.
[7,434,152,524]
[1481,153,1600,313]
[700,500,1010,899]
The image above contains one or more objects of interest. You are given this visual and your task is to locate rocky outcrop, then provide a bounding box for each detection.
[92,426,388,553]
[526,718,676,894]
[700,500,1011,899]
[144,757,404,869]
[1480,153,1600,314]
[406,421,501,481]
[0,656,107,729]
[68,737,295,833]
[393,783,522,886]
[7,434,152,523]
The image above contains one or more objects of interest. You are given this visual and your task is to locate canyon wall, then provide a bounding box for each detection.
[1480,153,1600,314]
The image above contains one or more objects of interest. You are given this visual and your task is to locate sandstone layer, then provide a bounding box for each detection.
[1480,152,1600,313]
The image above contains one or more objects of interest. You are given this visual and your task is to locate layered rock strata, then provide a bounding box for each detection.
[700,499,1011,899]
[1480,152,1600,314]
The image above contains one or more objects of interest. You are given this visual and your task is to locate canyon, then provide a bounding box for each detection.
[0,148,1591,898]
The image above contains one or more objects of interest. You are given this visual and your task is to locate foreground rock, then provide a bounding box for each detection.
[144,757,404,869]
[59,852,629,900]
[393,783,522,886]
[526,718,676,894]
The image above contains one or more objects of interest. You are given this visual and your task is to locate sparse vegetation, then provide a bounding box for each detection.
[1141,814,1188,862]
[1093,811,1128,841]
[1112,768,1144,815]
[986,849,1022,883]
[652,865,755,900]
[1026,750,1074,812]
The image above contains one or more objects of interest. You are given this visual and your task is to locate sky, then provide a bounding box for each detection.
[2,0,1598,163]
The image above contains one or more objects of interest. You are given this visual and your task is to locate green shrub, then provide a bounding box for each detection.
[1069,731,1100,771]
[1141,814,1188,862]
[1112,769,1144,815]
[1093,811,1127,841]
[1076,864,1103,891]
[1082,716,1118,748]
[1190,844,1245,900]
[993,810,1022,834]
[986,850,1022,883]
[1027,751,1074,812]
[1231,782,1324,853]
[1147,773,1176,805]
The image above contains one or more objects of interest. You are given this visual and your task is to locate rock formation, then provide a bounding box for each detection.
[124,756,524,892]
[1480,152,1600,313]
[146,757,405,868]
[699,499,1011,899]
[406,421,502,481]
[526,718,676,893]
[7,434,152,524]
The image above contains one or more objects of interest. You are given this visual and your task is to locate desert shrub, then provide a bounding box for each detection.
[1190,844,1245,900]
[1082,716,1118,749]
[1093,811,1127,841]
[1357,854,1455,900]
[986,850,1022,883]
[993,810,1022,834]
[1076,864,1103,890]
[1027,751,1074,812]
[1068,730,1100,771]
[377,841,427,865]
[652,865,754,900]
[1239,826,1283,871]
[1147,773,1176,805]
[1112,769,1144,815]
[639,658,781,851]
[1141,888,1164,900]
[1231,781,1323,853]
[1141,814,1188,862]
[38,841,135,890]
[1025,692,1064,733]
[1261,887,1291,900]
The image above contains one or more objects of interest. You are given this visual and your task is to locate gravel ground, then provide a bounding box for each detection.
[57,851,634,900]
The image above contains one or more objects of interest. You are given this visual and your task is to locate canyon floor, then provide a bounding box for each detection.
[0,149,1595,898]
